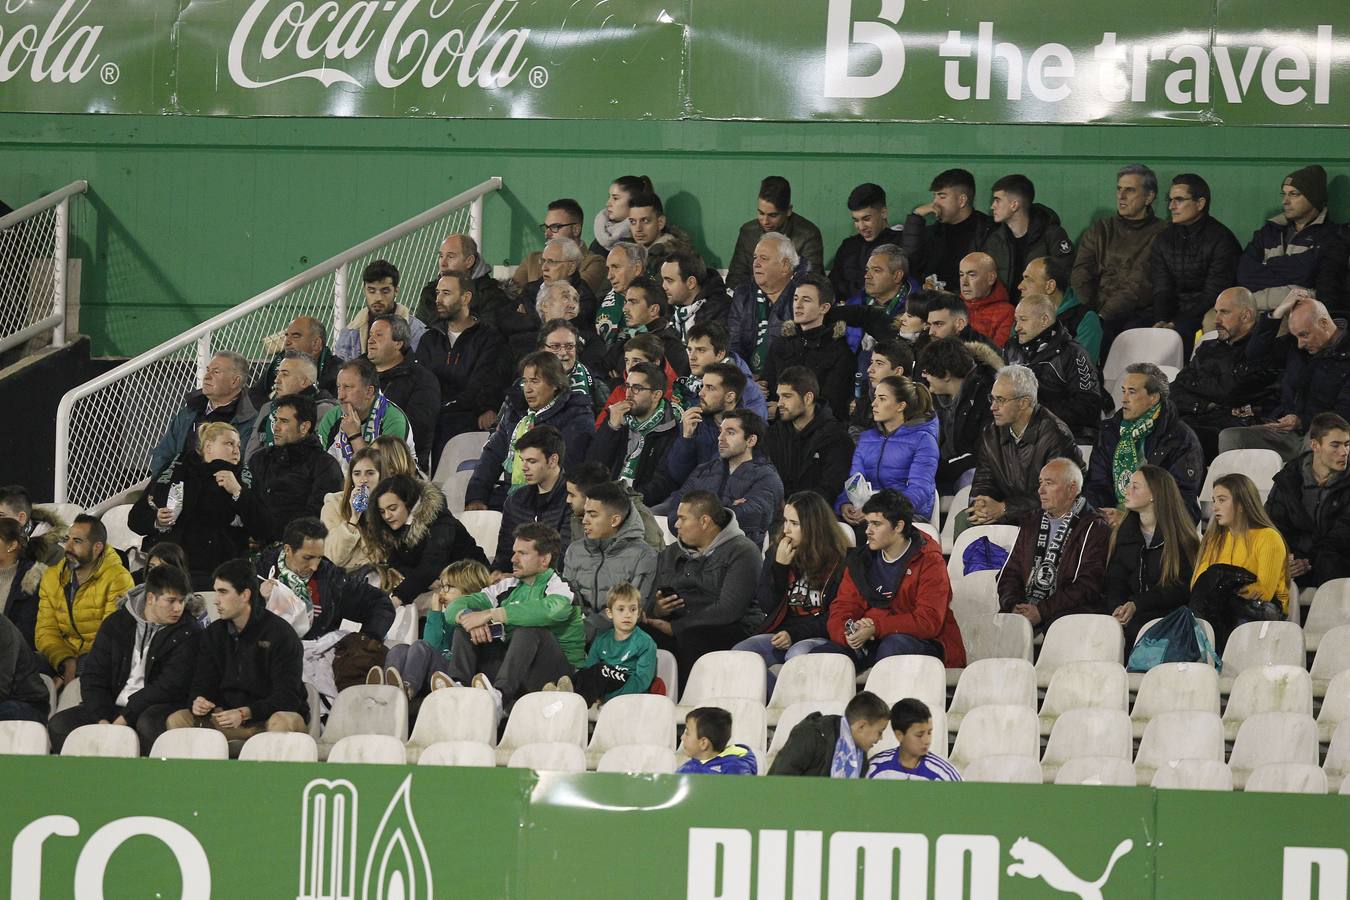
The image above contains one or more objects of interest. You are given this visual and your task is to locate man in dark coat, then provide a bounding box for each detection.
[764,367,854,506]
[591,363,681,507]
[1266,413,1350,590]
[762,273,858,419]
[365,314,441,471]
[245,394,343,542]
[977,174,1075,302]
[415,233,512,329]
[601,276,689,380]
[828,182,906,301]
[725,176,825,291]
[250,316,342,408]
[902,169,994,294]
[1236,165,1341,313]
[660,250,732,343]
[1002,293,1103,442]
[489,426,573,576]
[918,337,1000,492]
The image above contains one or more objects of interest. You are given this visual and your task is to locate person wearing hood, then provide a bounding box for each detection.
[678,706,759,775]
[1236,164,1342,313]
[1072,164,1168,347]
[765,368,855,507]
[0,610,47,723]
[129,423,269,592]
[0,484,66,568]
[644,491,763,689]
[829,182,907,301]
[956,253,1014,347]
[245,394,343,543]
[416,233,512,330]
[838,377,939,526]
[601,276,689,381]
[660,250,731,342]
[511,199,608,299]
[1265,412,1350,590]
[466,351,595,511]
[249,316,342,410]
[725,176,825,292]
[816,490,965,668]
[978,174,1075,303]
[1002,293,1104,442]
[47,564,201,754]
[1019,256,1103,363]
[1150,174,1242,355]
[591,362,681,507]
[366,476,486,608]
[245,350,339,463]
[728,232,808,375]
[562,481,658,641]
[36,515,134,685]
[364,314,440,472]
[763,273,857,420]
[654,410,784,551]
[165,559,308,740]
[918,338,1000,492]
[334,259,427,361]
[489,426,574,576]
[0,519,45,651]
[150,351,258,478]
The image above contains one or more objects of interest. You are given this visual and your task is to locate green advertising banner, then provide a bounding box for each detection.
[1,1,1348,125]
[2,757,1348,898]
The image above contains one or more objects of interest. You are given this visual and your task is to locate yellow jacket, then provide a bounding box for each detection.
[1191,527,1290,613]
[35,546,134,669]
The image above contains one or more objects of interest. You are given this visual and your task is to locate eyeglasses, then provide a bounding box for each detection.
[538,222,580,234]
[989,394,1026,407]
[623,383,658,393]
[540,256,569,265]
[544,342,577,352]
[1167,196,1194,206]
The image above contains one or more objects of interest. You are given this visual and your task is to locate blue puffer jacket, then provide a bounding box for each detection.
[837,415,939,520]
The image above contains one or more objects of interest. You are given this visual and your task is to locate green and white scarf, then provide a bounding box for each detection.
[672,297,706,341]
[568,362,595,398]
[620,400,668,483]
[1112,402,1162,502]
[273,556,313,611]
[505,397,558,487]
[595,290,625,341]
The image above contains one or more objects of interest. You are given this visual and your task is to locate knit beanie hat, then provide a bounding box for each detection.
[1284,165,1328,211]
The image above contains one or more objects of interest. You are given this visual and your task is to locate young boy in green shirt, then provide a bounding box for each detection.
[550,583,656,706]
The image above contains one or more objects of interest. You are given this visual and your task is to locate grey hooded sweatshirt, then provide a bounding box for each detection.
[648,512,764,637]
[563,501,659,641]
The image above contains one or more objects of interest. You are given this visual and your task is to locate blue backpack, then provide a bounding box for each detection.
[1125,605,1221,673]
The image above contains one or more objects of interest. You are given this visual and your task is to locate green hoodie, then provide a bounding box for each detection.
[1057,288,1103,364]
[446,568,585,667]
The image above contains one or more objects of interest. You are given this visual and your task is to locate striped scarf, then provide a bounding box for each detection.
[748,287,772,371]
[334,392,389,463]
[595,290,625,341]
[1112,402,1161,502]
[620,401,667,483]
[505,397,557,486]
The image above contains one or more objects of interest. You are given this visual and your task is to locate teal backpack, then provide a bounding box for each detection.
[1125,605,1221,673]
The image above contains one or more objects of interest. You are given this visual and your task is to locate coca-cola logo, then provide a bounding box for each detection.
[226,0,531,90]
[0,0,103,84]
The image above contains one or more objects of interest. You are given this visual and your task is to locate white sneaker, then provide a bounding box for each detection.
[472,673,503,716]
[555,675,573,694]
[429,672,455,693]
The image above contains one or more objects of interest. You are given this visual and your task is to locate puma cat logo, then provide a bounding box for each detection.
[1006,836,1133,900]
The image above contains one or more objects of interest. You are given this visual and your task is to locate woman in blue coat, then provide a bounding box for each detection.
[838,376,939,524]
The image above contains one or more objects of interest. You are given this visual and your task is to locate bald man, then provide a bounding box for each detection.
[415,233,511,329]
[1172,287,1285,460]
[251,316,341,407]
[957,252,1014,346]
[1002,294,1102,441]
[1219,290,1350,460]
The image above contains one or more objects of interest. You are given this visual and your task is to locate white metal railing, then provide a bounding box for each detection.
[55,177,503,508]
[0,180,87,356]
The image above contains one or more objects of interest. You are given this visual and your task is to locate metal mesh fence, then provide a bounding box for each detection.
[60,198,479,509]
[0,203,60,354]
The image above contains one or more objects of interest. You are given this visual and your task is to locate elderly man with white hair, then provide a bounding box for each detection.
[595,242,648,342]
[520,236,599,322]
[1218,291,1350,460]
[150,350,258,477]
[727,231,805,375]
[244,350,338,463]
[997,456,1110,630]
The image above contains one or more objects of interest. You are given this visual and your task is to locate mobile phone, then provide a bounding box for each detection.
[657,586,675,598]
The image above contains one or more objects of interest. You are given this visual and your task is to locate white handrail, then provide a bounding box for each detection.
[54,176,502,504]
[0,180,88,231]
[0,179,87,355]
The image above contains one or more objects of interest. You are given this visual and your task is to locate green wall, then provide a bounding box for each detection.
[3,114,1349,357]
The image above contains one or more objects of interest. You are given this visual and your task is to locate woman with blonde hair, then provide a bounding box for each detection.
[1192,473,1289,619]
[370,434,419,478]
[320,446,383,570]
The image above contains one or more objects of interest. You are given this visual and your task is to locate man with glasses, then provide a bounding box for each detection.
[592,362,682,505]
[1150,174,1241,357]
[968,365,1083,527]
[537,319,609,412]
[511,199,607,298]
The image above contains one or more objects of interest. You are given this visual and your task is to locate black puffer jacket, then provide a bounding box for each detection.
[1249,314,1350,424]
[415,318,513,438]
[970,405,1082,525]
[1085,401,1205,521]
[829,225,906,301]
[1265,453,1350,589]
[79,593,201,724]
[935,342,1001,481]
[256,547,395,640]
[1002,322,1103,441]
[763,320,858,419]
[1104,513,1195,646]
[978,203,1075,300]
[1171,330,1283,422]
[374,356,441,471]
[371,482,487,604]
[1149,214,1242,323]
[246,435,344,542]
[764,404,856,506]
[491,478,573,573]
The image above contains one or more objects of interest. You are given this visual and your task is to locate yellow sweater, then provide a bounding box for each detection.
[1190,527,1289,613]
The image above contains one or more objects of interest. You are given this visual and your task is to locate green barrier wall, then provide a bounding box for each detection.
[3,115,1350,357]
[2,757,1346,898]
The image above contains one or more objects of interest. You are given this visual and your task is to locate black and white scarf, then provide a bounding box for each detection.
[1025,496,1086,606]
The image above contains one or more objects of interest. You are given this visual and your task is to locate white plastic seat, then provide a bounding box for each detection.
[433,430,490,483]
[1311,625,1350,696]
[39,674,56,717]
[1221,665,1313,740]
[101,503,141,552]
[1054,756,1137,787]
[416,740,497,767]
[305,682,323,740]
[765,701,848,771]
[1133,711,1225,786]
[1315,669,1350,742]
[656,516,676,545]
[765,654,855,726]
[861,654,946,711]
[1322,722,1350,793]
[946,524,1020,587]
[1130,662,1220,738]
[384,604,418,649]
[948,705,1040,771]
[328,734,409,765]
[962,754,1043,784]
[1219,621,1306,691]
[586,694,676,768]
[495,692,588,765]
[1126,616,1218,690]
[443,469,473,515]
[239,732,319,762]
[1103,328,1183,395]
[1039,661,1129,735]
[458,510,502,566]
[1034,614,1124,689]
[1245,763,1327,794]
[53,676,82,716]
[1151,759,1233,791]
[507,741,587,772]
[675,651,767,719]
[837,520,857,548]
[1304,579,1350,652]
[940,484,971,555]
[149,728,229,760]
[0,721,50,755]
[405,686,498,762]
[694,697,768,757]
[915,521,940,542]
[1228,712,1319,790]
[596,744,679,774]
[317,684,410,760]
[949,614,1034,691]
[1199,449,1283,507]
[948,571,1000,630]
[60,723,139,758]
[947,658,1036,733]
[1076,444,1093,467]
[1040,708,1132,784]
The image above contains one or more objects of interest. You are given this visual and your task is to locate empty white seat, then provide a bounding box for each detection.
[0,721,50,755]
[962,754,1043,784]
[1151,759,1233,791]
[655,649,678,696]
[655,516,676,545]
[675,651,766,719]
[1039,661,1128,735]
[1219,621,1305,690]
[948,571,1000,629]
[837,520,857,548]
[765,701,847,772]
[1054,756,1137,787]
[1310,625,1350,696]
[947,658,1036,732]
[238,732,319,762]
[1035,614,1124,689]
[1221,665,1313,740]
[458,510,502,565]
[496,692,588,765]
[1228,712,1319,790]
[1130,662,1221,738]
[1040,708,1132,783]
[1133,711,1225,786]
[586,694,676,768]
[60,724,139,758]
[940,484,972,555]
[862,654,946,711]
[416,741,497,767]
[1199,449,1283,506]
[1245,763,1327,795]
[1103,329,1183,395]
[948,705,1040,771]
[596,744,679,774]
[951,614,1034,689]
[433,430,490,483]
[101,503,141,552]
[443,469,473,515]
[327,734,409,764]
[1322,722,1350,793]
[405,686,498,762]
[1304,579,1350,652]
[317,685,409,760]
[765,654,855,726]
[507,742,587,772]
[1316,669,1350,742]
[149,728,228,760]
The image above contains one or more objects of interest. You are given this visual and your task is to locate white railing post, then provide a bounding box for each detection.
[195,334,212,388]
[52,197,69,347]
[332,264,348,336]
[469,186,488,250]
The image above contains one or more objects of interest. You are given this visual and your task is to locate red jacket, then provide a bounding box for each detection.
[967,280,1014,347]
[826,532,966,667]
